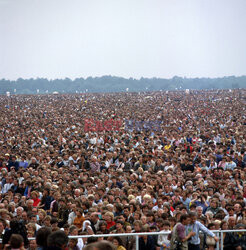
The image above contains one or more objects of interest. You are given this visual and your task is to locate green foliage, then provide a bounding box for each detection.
[0,75,245,94]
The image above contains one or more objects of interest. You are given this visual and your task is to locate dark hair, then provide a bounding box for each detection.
[208,223,215,229]
[180,214,189,223]
[87,236,98,244]
[9,234,23,248]
[2,219,28,246]
[47,230,69,248]
[84,240,116,250]
[163,220,170,227]
[36,227,52,247]
[112,236,123,246]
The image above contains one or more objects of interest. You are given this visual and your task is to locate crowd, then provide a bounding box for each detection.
[0,89,245,250]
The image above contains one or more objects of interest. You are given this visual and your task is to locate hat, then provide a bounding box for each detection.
[235,223,246,229]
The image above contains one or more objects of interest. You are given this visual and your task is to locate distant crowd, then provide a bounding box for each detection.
[0,89,245,250]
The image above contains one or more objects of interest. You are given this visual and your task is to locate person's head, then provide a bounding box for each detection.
[115,220,124,231]
[9,234,24,249]
[188,212,197,224]
[68,238,78,249]
[214,220,221,230]
[0,219,6,233]
[99,221,107,231]
[163,221,170,231]
[31,191,39,200]
[112,237,123,247]
[125,225,132,233]
[63,224,69,235]
[47,230,69,250]
[221,221,228,230]
[16,206,24,217]
[208,223,216,230]
[227,206,234,216]
[29,239,37,250]
[235,223,246,230]
[180,214,190,225]
[90,212,99,223]
[30,214,37,224]
[196,206,203,216]
[105,211,114,222]
[234,203,242,214]
[26,199,34,209]
[210,199,218,208]
[83,240,116,250]
[69,225,79,235]
[43,215,51,227]
[228,216,236,228]
[133,220,142,232]
[22,211,28,221]
[36,227,52,247]
[76,208,83,217]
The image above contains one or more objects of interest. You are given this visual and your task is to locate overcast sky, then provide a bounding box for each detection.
[0,0,245,80]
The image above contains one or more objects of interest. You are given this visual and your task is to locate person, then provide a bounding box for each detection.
[36,227,52,250]
[0,90,245,249]
[206,223,216,250]
[83,240,116,250]
[28,239,37,250]
[170,214,195,250]
[220,221,235,250]
[186,212,219,250]
[73,209,85,230]
[112,237,126,250]
[157,220,171,249]
[233,223,246,250]
[9,234,25,250]
[138,228,156,250]
[68,238,80,250]
[46,230,69,250]
[2,219,28,248]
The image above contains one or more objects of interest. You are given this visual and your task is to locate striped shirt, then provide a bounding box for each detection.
[186,221,215,245]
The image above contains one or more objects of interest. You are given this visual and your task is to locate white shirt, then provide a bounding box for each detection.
[1,183,13,194]
[158,230,171,246]
[68,211,76,225]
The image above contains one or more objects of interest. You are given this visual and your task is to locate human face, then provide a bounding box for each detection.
[116,223,123,231]
[16,208,23,216]
[100,224,106,231]
[126,226,132,233]
[70,228,78,235]
[0,222,4,233]
[190,216,196,224]
[113,239,119,247]
[182,218,190,225]
[221,223,228,230]
[64,227,69,235]
[210,201,217,208]
[197,207,203,216]
[134,224,141,232]
[234,204,241,213]
[29,240,37,250]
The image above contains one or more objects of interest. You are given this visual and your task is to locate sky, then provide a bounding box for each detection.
[0,0,246,80]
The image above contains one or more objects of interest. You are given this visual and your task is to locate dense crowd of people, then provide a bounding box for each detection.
[0,89,245,250]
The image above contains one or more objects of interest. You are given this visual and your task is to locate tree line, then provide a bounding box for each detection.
[0,75,245,94]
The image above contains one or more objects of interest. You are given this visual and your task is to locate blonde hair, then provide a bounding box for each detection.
[105,211,114,220]
[128,195,135,201]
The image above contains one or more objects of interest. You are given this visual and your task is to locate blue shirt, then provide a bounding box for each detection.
[186,221,215,245]
[225,161,236,170]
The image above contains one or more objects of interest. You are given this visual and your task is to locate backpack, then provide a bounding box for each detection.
[170,223,183,250]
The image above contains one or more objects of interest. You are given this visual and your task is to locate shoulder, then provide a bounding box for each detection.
[176,223,184,230]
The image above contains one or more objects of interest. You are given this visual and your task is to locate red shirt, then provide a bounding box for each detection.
[33,198,41,207]
[106,220,115,230]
